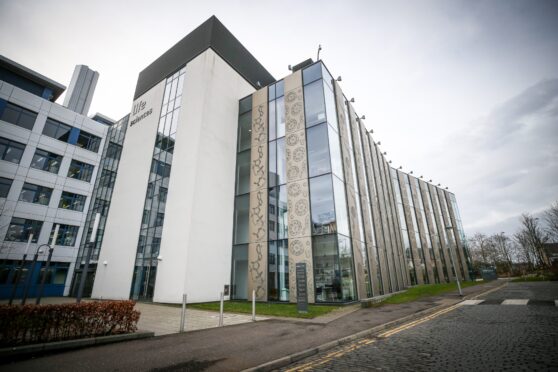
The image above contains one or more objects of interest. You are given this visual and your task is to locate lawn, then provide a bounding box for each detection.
[188,301,342,319]
[511,272,558,282]
[381,280,485,305]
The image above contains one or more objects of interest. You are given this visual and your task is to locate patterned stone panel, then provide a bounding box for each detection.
[419,179,446,282]
[352,239,367,298]
[428,183,455,282]
[398,171,424,285]
[248,88,268,301]
[445,190,471,281]
[248,242,267,300]
[287,236,314,303]
[249,189,267,243]
[287,180,311,239]
[284,71,314,303]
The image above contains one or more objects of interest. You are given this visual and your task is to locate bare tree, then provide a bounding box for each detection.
[544,200,558,242]
[517,213,549,269]
[491,232,513,275]
[468,233,491,271]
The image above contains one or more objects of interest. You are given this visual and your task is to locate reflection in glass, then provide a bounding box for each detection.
[304,80,326,127]
[310,175,335,235]
[234,194,249,244]
[328,125,343,179]
[236,150,250,195]
[307,124,331,177]
[231,245,248,299]
[332,176,350,236]
[268,240,289,301]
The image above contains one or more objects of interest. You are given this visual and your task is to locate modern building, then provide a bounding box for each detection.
[87,16,472,304]
[0,55,109,298]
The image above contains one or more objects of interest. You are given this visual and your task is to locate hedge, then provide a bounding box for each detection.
[0,301,140,347]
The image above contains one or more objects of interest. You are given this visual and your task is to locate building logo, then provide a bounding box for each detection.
[130,100,153,126]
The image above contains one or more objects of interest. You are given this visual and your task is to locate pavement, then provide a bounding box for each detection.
[280,281,558,371]
[0,279,508,371]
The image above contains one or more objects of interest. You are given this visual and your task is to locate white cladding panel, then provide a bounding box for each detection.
[91,80,165,299]
[153,49,254,303]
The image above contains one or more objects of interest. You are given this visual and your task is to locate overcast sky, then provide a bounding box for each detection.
[1,0,557,237]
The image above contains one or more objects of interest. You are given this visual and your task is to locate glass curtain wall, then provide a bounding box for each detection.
[268,81,289,301]
[231,95,252,300]
[425,185,449,281]
[449,193,472,276]
[403,174,427,283]
[131,67,185,300]
[303,62,355,302]
[413,178,439,283]
[71,115,129,297]
[392,169,417,285]
[439,190,465,279]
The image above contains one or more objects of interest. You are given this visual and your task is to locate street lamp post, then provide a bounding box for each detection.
[35,224,59,305]
[445,225,463,296]
[76,213,101,303]
[8,234,33,305]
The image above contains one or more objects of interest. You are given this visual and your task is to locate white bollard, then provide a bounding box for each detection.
[252,289,256,322]
[219,292,224,327]
[180,294,187,332]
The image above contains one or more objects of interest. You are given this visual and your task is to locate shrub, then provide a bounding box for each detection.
[0,300,140,347]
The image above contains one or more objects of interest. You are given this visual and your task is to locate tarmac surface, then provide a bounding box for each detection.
[1,280,507,371]
[280,281,558,371]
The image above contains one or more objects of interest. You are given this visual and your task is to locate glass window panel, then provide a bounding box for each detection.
[307,123,331,178]
[268,100,276,141]
[275,80,284,98]
[304,80,326,127]
[276,137,286,185]
[338,235,356,301]
[5,218,42,242]
[328,125,343,179]
[323,82,338,130]
[0,137,25,164]
[236,150,250,195]
[303,63,322,85]
[238,112,252,152]
[333,176,350,236]
[233,194,249,244]
[0,177,12,198]
[310,174,336,235]
[276,96,285,138]
[312,234,341,302]
[322,64,334,90]
[176,74,185,97]
[268,140,277,187]
[278,185,288,239]
[239,96,252,114]
[268,188,278,241]
[268,84,276,101]
[231,244,248,300]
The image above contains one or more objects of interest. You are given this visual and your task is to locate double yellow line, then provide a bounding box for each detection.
[285,302,463,371]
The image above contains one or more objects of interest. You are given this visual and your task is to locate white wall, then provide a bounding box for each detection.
[91,80,165,300]
[153,49,254,303]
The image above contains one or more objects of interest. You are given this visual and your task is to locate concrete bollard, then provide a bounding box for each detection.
[219,292,224,327]
[252,289,256,322]
[180,294,187,332]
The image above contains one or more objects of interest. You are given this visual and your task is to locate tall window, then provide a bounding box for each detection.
[67,160,94,182]
[51,224,79,246]
[0,137,25,164]
[59,191,87,211]
[19,183,53,206]
[5,218,42,242]
[0,177,12,198]
[0,101,37,130]
[30,149,62,174]
[131,66,185,301]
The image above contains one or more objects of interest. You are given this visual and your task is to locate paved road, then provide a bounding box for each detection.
[280,282,558,371]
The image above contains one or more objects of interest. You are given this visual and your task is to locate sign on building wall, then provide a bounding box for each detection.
[296,262,308,313]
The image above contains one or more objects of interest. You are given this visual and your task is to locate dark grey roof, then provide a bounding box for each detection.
[0,55,66,100]
[134,16,275,100]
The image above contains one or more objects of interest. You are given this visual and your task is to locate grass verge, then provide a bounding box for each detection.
[511,272,558,282]
[187,301,342,319]
[380,280,485,305]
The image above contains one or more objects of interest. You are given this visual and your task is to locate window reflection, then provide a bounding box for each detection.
[310,174,336,235]
[307,123,331,177]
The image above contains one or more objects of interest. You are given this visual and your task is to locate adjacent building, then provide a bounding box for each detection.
[0,55,108,298]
